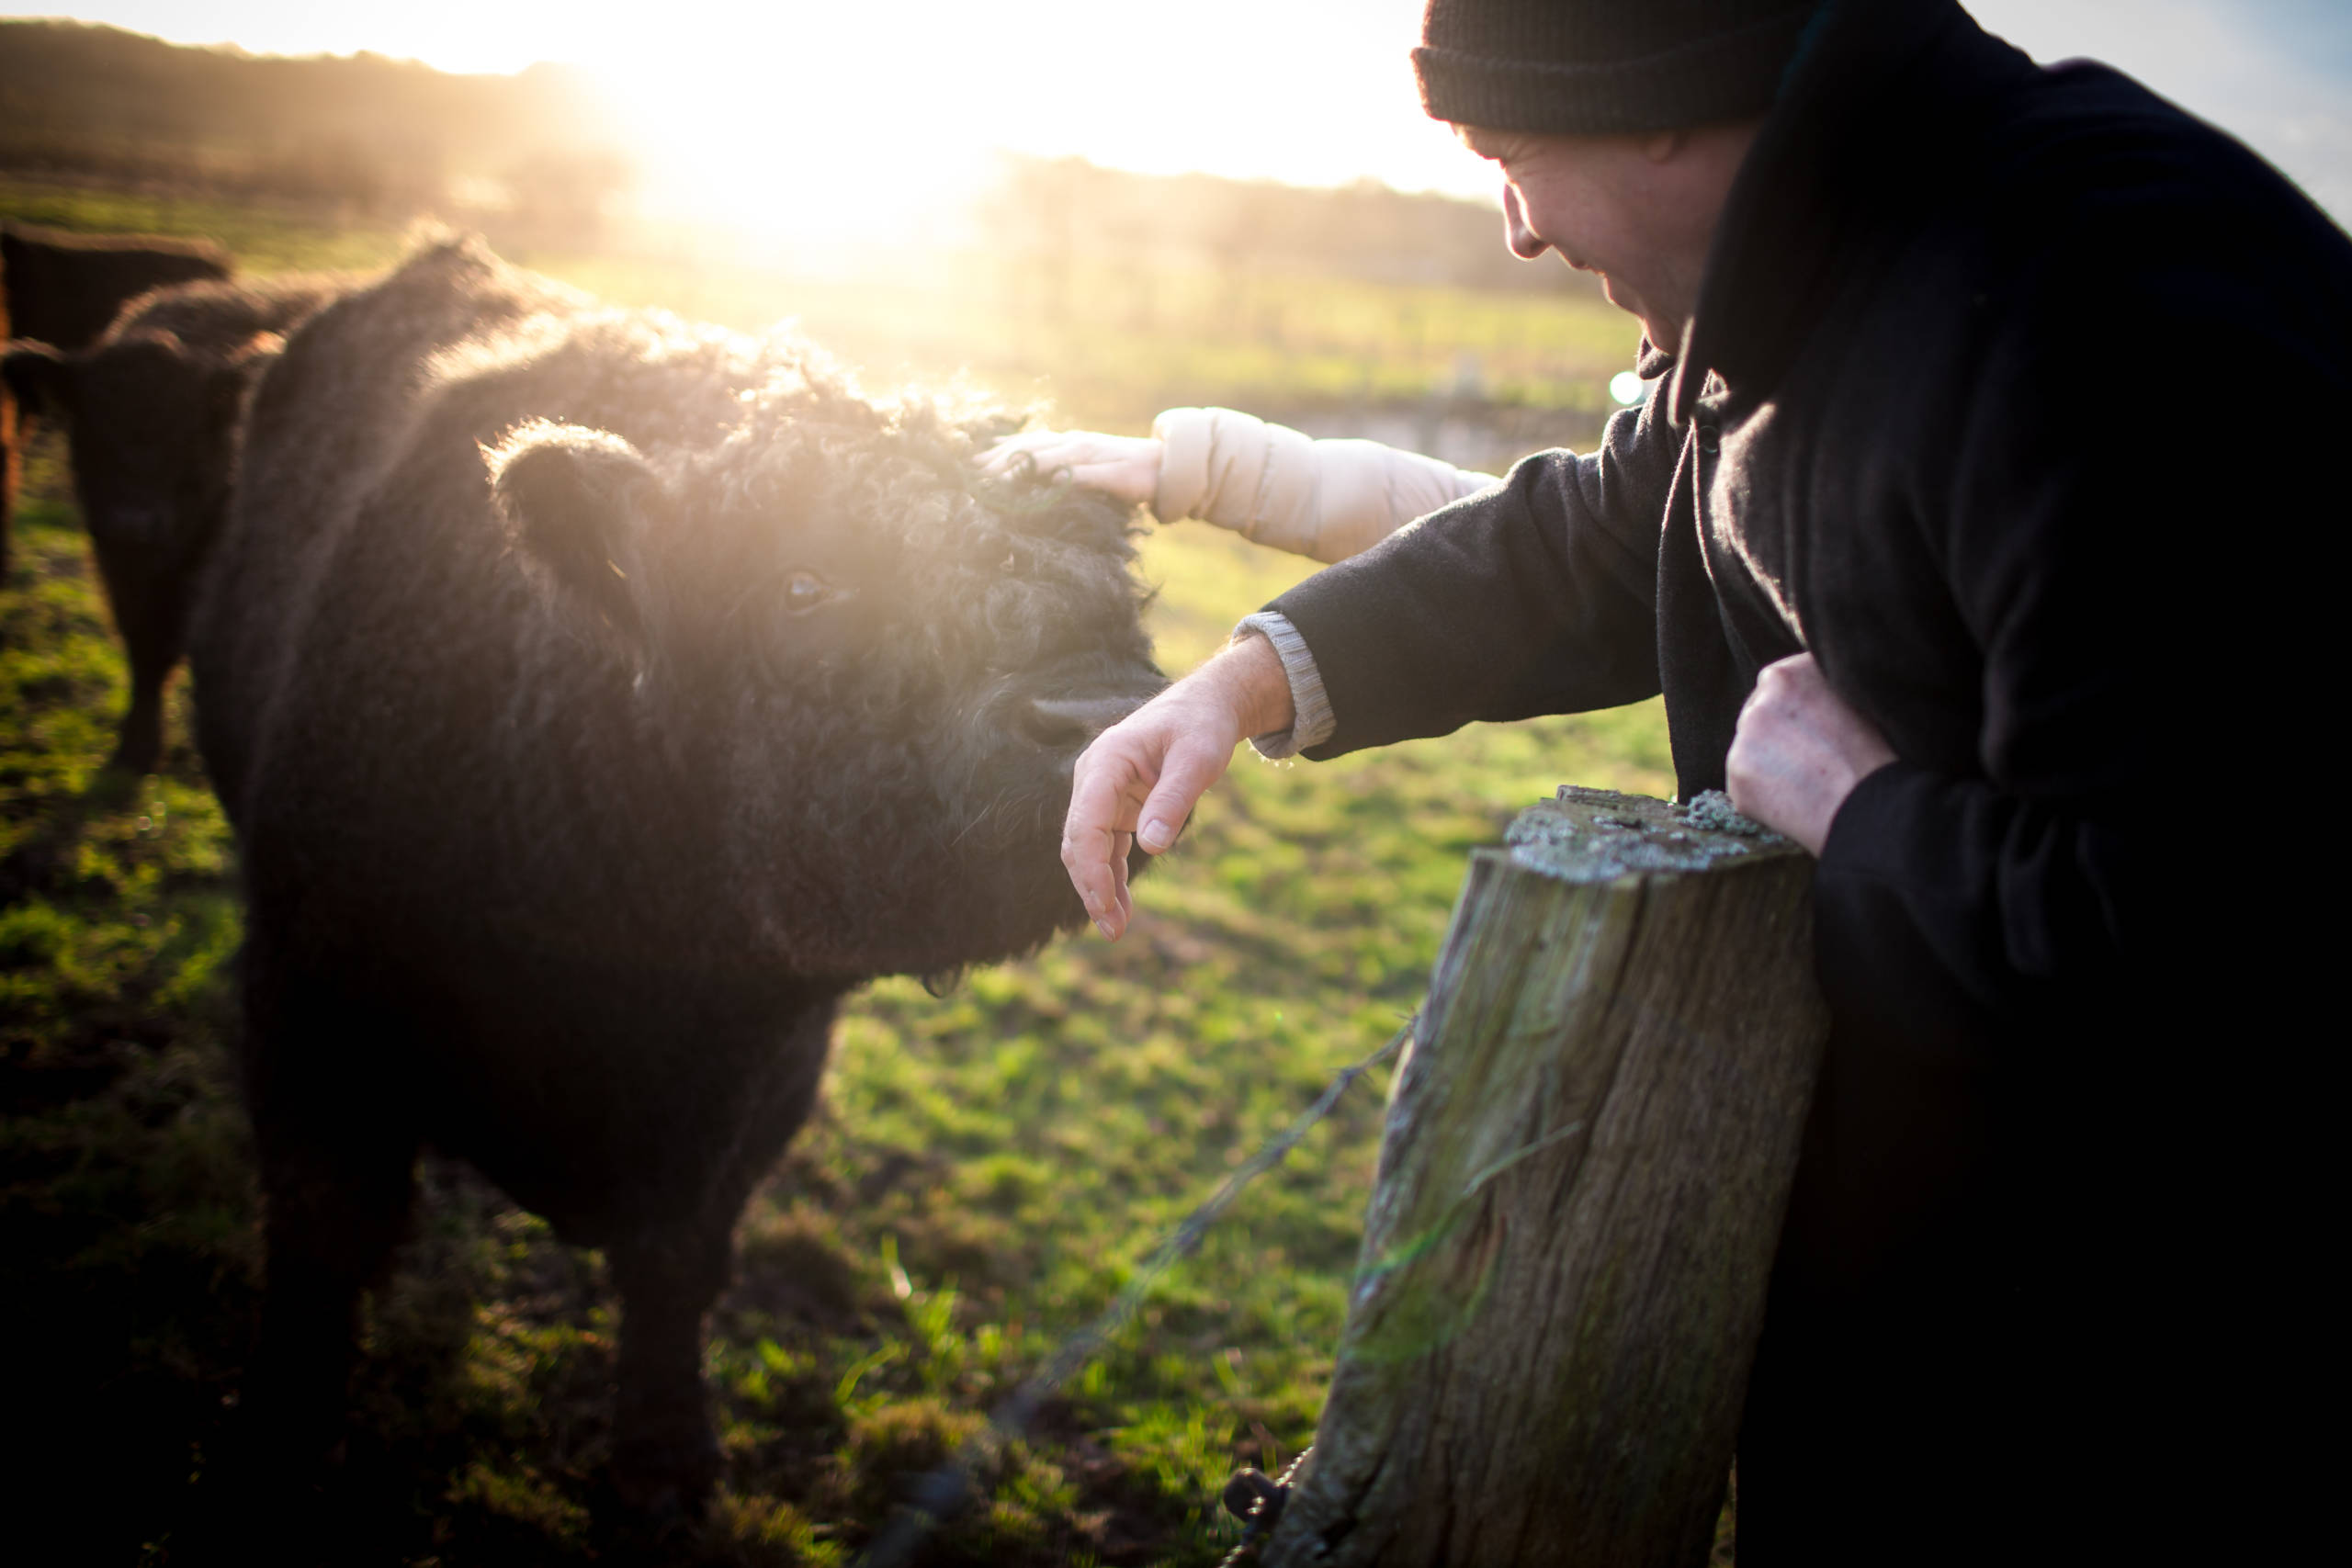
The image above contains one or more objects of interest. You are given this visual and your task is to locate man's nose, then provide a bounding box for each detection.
[1501,183,1549,261]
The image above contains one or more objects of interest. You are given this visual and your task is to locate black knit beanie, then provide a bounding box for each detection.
[1414,0,1825,135]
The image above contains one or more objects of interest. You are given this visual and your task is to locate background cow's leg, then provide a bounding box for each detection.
[607,1219,734,1517]
[85,540,172,773]
[110,630,172,773]
[1,390,19,581]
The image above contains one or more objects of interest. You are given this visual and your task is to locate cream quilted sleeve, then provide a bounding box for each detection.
[1150,407,1500,564]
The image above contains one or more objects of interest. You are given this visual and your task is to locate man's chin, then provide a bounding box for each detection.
[1598,276,1681,352]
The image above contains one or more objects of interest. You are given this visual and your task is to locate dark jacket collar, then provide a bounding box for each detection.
[1668,0,2038,424]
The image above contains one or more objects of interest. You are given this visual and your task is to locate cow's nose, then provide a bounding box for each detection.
[1023,694,1148,748]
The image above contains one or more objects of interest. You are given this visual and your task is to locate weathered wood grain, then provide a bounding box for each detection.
[1262,786,1829,1568]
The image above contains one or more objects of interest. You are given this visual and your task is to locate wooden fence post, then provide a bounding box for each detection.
[1261,785,1830,1568]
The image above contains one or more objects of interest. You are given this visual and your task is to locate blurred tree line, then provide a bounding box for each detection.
[0,19,1604,317]
[983,155,1599,321]
[0,20,629,240]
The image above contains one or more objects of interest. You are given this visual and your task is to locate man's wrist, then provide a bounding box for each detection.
[1816,757,1908,867]
[1212,626,1296,739]
[1232,611,1334,758]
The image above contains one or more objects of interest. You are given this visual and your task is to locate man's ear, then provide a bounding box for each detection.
[486,420,659,645]
[3,341,72,420]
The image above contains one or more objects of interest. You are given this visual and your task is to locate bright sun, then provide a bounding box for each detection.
[49,1,1491,246]
[585,11,1007,248]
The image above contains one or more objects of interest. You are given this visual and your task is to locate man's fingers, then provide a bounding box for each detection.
[1726,650,1894,856]
[1064,818,1129,922]
[1067,830,1127,939]
[1136,802,1184,855]
[1063,739,1155,936]
[1134,736,1233,854]
[1060,657,1258,936]
[1110,829,1135,928]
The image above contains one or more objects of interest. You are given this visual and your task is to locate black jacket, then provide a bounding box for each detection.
[1271,0,2346,1558]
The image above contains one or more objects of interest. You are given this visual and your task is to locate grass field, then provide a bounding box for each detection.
[0,177,1640,435]
[1,184,1681,1565]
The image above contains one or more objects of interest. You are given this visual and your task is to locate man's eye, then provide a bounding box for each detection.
[783,571,833,615]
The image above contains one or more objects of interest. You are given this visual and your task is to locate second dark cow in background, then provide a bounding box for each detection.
[0,220,232,575]
[4,275,345,772]
[186,236,1162,1524]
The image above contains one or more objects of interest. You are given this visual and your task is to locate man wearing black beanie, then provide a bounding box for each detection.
[1064,2,2342,1560]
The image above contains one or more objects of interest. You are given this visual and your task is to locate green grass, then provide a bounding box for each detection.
[521,252,1638,435]
[1,186,1679,1565]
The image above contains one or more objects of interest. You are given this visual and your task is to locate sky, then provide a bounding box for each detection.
[12,1,2351,232]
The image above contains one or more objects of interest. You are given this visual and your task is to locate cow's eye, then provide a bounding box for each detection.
[782,570,833,615]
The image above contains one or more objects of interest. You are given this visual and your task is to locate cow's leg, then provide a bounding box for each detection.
[597,1006,837,1532]
[176,1055,416,1563]
[606,1220,734,1517]
[602,1008,832,1524]
[176,1107,413,1563]
[244,1119,418,1468]
[87,543,178,774]
[231,953,422,1488]
[110,637,171,774]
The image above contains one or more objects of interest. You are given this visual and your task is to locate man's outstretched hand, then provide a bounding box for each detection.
[1063,632,1294,941]
[1725,652,1896,855]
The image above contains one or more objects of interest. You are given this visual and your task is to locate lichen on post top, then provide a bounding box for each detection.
[1505,784,1792,882]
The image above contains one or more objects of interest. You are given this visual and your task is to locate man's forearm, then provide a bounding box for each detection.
[1268,445,1668,761]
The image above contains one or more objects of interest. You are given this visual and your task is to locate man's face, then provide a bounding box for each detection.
[1459,122,1754,349]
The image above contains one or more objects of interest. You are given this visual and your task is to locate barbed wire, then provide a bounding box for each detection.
[1216,1443,1317,1566]
[854,1011,1419,1568]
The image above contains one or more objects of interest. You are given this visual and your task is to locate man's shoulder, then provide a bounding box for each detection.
[1960,60,2347,288]
[1846,56,2352,408]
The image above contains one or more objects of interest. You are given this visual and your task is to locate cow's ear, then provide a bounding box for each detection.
[3,341,72,420]
[487,420,659,645]
[205,331,282,428]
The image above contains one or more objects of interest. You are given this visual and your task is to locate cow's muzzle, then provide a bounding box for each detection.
[1021,691,1156,749]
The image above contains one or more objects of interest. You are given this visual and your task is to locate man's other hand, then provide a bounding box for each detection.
[983,429,1164,511]
[1726,652,1896,855]
[1063,633,1294,941]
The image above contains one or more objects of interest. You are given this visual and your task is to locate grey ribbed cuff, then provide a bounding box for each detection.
[1235,611,1336,760]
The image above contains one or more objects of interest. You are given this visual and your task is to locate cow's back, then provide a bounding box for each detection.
[189,239,571,817]
[1,223,231,349]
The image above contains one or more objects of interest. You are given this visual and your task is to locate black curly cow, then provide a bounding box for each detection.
[186,237,1160,1521]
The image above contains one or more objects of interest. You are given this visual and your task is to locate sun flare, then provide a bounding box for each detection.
[40,1,1476,249]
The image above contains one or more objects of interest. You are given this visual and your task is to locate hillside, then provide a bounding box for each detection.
[0,18,1601,303]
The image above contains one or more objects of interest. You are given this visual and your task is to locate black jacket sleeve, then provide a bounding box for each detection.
[1268,387,1683,760]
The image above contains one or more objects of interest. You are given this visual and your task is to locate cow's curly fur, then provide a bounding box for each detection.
[187,236,1161,1520]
